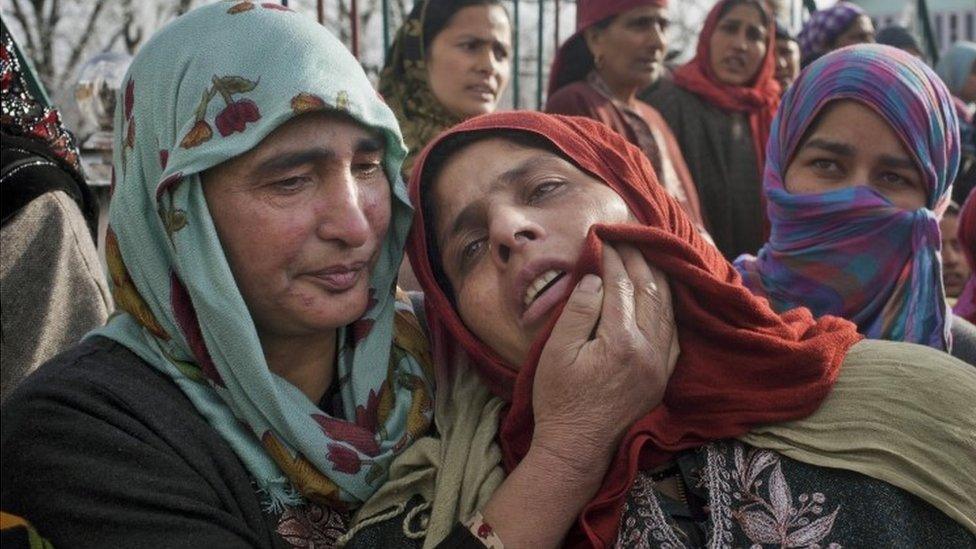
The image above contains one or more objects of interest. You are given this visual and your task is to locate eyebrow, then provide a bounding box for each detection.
[802,137,916,170]
[254,137,384,174]
[444,154,561,242]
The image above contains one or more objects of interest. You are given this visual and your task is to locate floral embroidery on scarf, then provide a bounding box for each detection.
[227,2,293,15]
[120,78,136,168]
[262,431,349,509]
[227,1,255,13]
[105,228,170,340]
[731,444,840,548]
[180,75,260,148]
[291,92,326,114]
[275,502,349,548]
[171,273,225,386]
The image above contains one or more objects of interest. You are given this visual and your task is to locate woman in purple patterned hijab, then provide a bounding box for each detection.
[797,1,875,66]
[734,44,976,366]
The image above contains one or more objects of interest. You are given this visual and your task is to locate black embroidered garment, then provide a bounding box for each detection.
[616,441,976,548]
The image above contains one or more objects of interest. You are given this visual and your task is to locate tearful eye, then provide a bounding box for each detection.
[461,238,487,262]
[355,162,382,178]
[528,180,563,203]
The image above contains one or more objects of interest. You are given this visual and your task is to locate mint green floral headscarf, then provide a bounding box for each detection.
[92,1,433,511]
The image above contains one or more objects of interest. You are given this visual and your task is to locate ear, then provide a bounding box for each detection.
[583,26,603,55]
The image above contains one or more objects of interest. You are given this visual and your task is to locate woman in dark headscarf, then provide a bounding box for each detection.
[378,0,512,175]
[380,110,976,547]
[642,0,779,259]
[734,44,976,366]
[544,0,708,231]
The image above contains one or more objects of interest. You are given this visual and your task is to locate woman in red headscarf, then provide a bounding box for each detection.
[347,111,976,548]
[544,0,708,233]
[642,0,779,260]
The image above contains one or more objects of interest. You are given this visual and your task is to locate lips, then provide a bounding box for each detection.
[305,262,367,292]
[466,83,496,100]
[514,259,575,327]
[722,55,746,72]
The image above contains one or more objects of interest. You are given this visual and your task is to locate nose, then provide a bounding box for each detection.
[648,24,666,52]
[942,245,960,266]
[488,206,544,268]
[315,170,371,248]
[475,46,500,77]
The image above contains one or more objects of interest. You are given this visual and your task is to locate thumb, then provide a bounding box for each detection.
[543,275,604,361]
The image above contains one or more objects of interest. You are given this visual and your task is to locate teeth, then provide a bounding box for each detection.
[524,270,563,307]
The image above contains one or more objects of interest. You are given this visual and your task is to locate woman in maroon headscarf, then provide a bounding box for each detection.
[372,111,976,548]
[642,0,779,259]
[544,0,708,233]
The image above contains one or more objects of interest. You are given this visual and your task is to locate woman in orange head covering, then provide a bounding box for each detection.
[642,0,779,259]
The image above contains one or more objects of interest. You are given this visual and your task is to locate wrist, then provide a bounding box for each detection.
[527,429,615,484]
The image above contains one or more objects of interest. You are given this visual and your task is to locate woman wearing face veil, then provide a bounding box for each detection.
[734,44,976,366]
[346,110,976,547]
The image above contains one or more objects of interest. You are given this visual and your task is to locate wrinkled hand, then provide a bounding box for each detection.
[532,244,679,470]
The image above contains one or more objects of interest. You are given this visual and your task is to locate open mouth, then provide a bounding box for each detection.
[723,56,746,71]
[523,269,567,308]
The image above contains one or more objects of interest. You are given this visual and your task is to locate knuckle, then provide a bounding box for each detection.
[612,275,635,297]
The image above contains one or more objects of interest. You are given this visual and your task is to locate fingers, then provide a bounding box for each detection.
[595,245,637,351]
[617,245,679,380]
[544,274,604,362]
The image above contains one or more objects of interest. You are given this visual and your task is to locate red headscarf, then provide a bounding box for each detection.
[672,0,780,178]
[405,112,861,548]
[547,0,668,97]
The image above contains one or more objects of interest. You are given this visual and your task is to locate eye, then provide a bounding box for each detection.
[493,43,510,60]
[460,40,480,52]
[459,237,488,268]
[810,158,841,174]
[272,176,312,193]
[878,171,911,187]
[747,26,767,42]
[527,180,563,203]
[354,161,382,178]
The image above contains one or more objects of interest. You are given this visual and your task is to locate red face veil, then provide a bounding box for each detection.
[406,112,860,548]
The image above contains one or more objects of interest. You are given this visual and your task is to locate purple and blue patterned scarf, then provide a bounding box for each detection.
[734,45,960,351]
[797,1,866,65]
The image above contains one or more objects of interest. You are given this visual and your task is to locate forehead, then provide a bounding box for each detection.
[431,138,536,222]
[617,5,668,19]
[720,3,765,25]
[803,100,914,159]
[439,4,511,37]
[208,111,381,175]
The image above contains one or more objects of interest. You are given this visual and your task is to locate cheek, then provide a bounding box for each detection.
[361,183,392,239]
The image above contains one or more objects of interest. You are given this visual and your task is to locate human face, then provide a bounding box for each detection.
[708,3,768,86]
[784,100,926,210]
[426,5,512,119]
[203,111,391,344]
[584,6,670,97]
[774,38,800,93]
[940,213,971,298]
[432,138,634,365]
[833,15,875,49]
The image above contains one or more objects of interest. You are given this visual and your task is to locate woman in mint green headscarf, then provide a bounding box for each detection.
[0,3,435,546]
